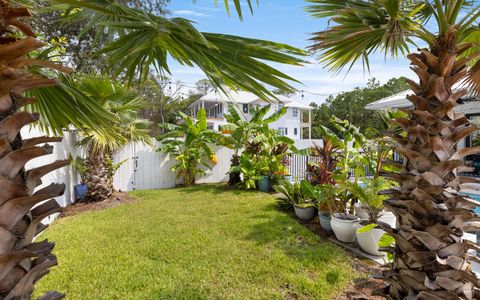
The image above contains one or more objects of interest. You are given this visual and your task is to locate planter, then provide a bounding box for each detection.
[294,205,315,221]
[284,175,293,183]
[318,211,332,232]
[330,213,359,243]
[257,175,271,193]
[354,202,369,220]
[74,183,88,202]
[356,225,385,256]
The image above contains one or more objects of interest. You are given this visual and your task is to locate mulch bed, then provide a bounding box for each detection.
[60,192,137,217]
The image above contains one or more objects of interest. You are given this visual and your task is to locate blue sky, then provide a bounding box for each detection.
[167,1,414,104]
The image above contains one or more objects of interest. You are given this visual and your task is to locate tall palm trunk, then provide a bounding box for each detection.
[0,1,69,298]
[84,147,114,202]
[377,28,480,299]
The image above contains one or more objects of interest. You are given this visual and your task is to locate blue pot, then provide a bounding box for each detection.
[257,175,271,193]
[74,184,88,202]
[318,212,332,232]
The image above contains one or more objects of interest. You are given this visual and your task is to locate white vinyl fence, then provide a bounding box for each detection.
[113,142,235,191]
[22,126,83,224]
[22,125,319,224]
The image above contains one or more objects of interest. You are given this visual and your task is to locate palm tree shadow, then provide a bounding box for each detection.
[175,183,255,196]
[244,213,342,265]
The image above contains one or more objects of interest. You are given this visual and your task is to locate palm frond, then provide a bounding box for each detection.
[52,0,307,100]
[307,0,428,73]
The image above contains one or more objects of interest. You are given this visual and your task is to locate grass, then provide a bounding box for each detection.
[35,184,356,299]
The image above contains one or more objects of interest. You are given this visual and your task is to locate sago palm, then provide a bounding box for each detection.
[307,0,480,298]
[75,76,151,202]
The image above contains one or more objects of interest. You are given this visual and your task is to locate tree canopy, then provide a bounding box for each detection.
[310,77,409,136]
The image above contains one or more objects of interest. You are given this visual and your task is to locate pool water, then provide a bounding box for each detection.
[460,192,480,214]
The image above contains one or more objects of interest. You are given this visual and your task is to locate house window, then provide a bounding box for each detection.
[278,127,285,136]
[242,104,249,114]
[294,128,298,136]
[293,108,298,117]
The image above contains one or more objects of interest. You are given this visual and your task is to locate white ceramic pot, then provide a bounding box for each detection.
[294,205,315,221]
[330,213,359,243]
[355,226,385,256]
[354,203,369,220]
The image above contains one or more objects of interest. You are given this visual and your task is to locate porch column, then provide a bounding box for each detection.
[308,110,312,139]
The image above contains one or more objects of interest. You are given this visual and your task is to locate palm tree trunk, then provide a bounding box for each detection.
[0,2,69,298]
[376,28,480,299]
[84,147,114,202]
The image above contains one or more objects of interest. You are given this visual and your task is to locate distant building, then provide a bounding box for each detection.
[188,90,313,140]
[367,89,480,177]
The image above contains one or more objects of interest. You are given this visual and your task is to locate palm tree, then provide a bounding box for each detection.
[307,0,480,298]
[75,76,151,202]
[53,0,307,99]
[0,0,305,297]
[0,1,119,299]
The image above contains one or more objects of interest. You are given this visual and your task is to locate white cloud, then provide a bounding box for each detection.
[172,10,209,17]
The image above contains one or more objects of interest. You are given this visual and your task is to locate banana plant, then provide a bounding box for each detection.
[158,109,222,186]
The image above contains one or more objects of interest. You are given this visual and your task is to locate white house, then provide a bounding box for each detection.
[188,90,313,140]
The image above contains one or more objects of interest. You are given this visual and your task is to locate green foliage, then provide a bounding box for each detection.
[378,232,396,262]
[301,181,337,213]
[222,104,296,189]
[339,177,393,223]
[310,78,409,135]
[273,180,314,209]
[74,76,152,152]
[52,0,307,100]
[158,109,222,185]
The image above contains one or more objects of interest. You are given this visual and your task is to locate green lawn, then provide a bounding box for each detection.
[35,184,356,299]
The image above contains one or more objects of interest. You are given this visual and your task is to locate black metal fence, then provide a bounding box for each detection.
[286,152,403,181]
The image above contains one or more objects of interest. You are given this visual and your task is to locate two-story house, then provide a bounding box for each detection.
[188,90,313,140]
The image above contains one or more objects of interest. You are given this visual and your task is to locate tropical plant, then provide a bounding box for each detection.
[305,138,340,185]
[158,108,221,186]
[76,76,151,202]
[308,0,480,298]
[273,179,313,207]
[339,177,392,224]
[301,181,338,214]
[222,104,295,187]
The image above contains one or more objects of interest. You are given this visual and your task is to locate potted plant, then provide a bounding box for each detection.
[256,158,271,193]
[274,180,316,221]
[301,181,337,231]
[342,177,392,255]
